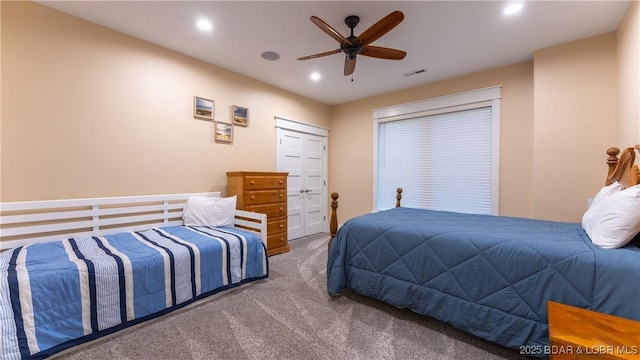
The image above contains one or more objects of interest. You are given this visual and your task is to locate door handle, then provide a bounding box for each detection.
[299,189,305,194]
[305,189,312,193]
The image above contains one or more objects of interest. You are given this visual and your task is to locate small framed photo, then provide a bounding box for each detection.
[214,121,233,143]
[231,105,249,126]
[194,96,214,120]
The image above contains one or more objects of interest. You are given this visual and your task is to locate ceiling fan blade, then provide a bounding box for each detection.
[310,16,353,47]
[344,56,356,76]
[357,10,404,46]
[360,46,406,60]
[297,49,342,61]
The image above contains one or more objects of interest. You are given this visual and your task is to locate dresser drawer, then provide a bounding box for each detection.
[244,176,286,190]
[267,219,287,235]
[267,232,287,250]
[245,190,286,205]
[245,203,287,218]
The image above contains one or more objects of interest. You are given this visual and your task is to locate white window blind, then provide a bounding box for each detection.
[376,106,496,214]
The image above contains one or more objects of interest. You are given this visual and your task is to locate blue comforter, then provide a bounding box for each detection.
[327,207,640,353]
[1,226,268,360]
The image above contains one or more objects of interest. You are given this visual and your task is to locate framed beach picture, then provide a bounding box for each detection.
[194,96,214,120]
[214,121,233,143]
[231,105,249,126]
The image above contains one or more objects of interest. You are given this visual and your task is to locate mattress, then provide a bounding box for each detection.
[327,207,640,352]
[1,225,268,360]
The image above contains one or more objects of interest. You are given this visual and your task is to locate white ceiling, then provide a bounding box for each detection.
[38,1,631,106]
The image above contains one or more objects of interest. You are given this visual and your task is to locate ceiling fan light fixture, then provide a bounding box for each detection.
[310,72,321,81]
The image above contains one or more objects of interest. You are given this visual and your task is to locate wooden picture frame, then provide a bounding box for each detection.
[214,121,233,143]
[231,105,249,126]
[194,96,214,120]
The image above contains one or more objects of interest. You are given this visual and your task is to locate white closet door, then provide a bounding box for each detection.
[279,130,305,239]
[302,134,325,235]
[276,120,328,240]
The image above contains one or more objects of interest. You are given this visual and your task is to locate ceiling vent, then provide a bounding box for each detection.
[403,69,427,77]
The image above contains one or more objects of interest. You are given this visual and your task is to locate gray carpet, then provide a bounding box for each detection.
[55,233,533,360]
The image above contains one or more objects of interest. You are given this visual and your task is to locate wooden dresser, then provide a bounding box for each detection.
[226,171,289,256]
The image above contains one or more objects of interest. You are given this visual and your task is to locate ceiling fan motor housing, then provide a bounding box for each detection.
[343,15,362,58]
[342,39,362,59]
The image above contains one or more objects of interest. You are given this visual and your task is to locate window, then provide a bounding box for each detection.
[373,86,501,214]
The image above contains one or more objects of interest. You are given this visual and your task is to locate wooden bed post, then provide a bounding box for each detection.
[396,188,403,208]
[606,147,638,187]
[635,145,640,186]
[606,147,621,185]
[328,192,339,251]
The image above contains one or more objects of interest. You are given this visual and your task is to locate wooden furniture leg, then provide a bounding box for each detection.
[328,192,339,251]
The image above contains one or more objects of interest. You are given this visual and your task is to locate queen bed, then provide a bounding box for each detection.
[326,146,640,357]
[0,192,268,360]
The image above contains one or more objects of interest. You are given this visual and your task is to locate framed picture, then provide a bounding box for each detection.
[231,105,249,126]
[194,96,214,120]
[214,121,233,143]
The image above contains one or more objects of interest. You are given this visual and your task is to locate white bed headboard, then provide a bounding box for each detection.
[1,192,267,250]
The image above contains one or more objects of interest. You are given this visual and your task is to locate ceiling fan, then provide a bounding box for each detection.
[297,10,407,76]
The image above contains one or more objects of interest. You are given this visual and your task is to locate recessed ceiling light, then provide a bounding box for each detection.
[310,72,321,81]
[196,19,212,32]
[261,51,280,61]
[503,3,523,15]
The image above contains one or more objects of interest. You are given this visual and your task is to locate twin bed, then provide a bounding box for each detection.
[327,145,640,357]
[0,192,268,359]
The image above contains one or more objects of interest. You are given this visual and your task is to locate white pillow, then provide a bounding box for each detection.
[590,181,623,208]
[182,195,237,227]
[582,184,640,249]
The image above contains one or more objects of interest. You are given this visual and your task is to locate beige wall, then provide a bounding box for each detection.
[2,2,638,226]
[331,30,629,223]
[617,0,640,146]
[330,3,639,224]
[330,28,640,221]
[330,63,534,222]
[532,34,617,222]
[1,2,330,201]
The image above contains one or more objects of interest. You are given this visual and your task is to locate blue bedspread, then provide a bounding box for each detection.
[327,207,640,353]
[1,226,268,360]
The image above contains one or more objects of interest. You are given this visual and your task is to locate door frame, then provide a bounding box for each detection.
[275,117,329,234]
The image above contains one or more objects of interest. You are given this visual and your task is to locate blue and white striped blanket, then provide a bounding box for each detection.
[0,226,268,360]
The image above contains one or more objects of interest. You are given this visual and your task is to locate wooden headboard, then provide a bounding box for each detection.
[606,145,640,188]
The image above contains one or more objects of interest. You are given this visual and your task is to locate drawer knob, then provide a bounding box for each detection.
[279,194,283,198]
[279,207,284,211]
[279,180,283,184]
[279,224,284,228]
[250,180,255,185]
[250,196,255,200]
